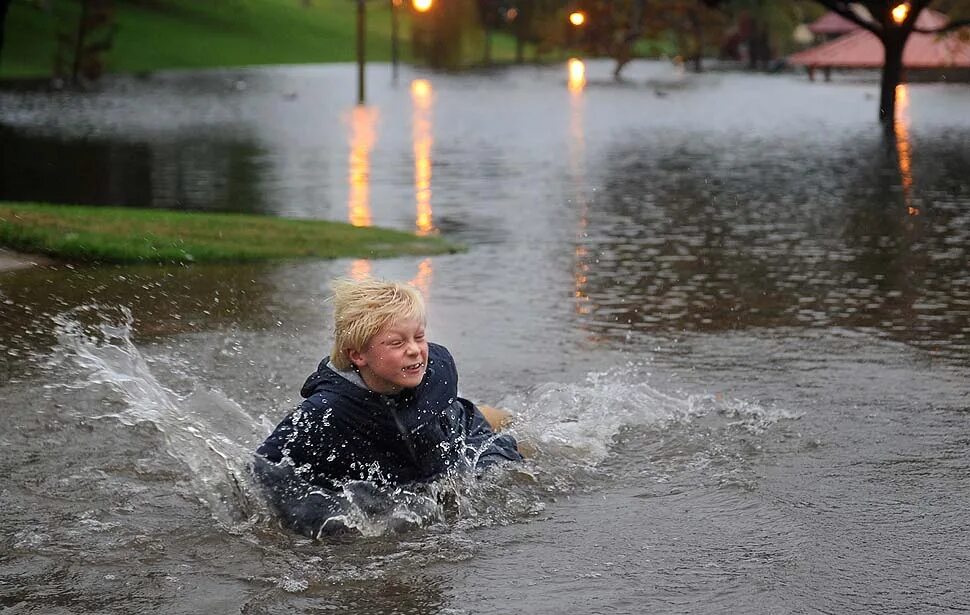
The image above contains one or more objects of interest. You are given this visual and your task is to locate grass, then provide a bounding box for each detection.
[1,0,539,78]
[0,201,461,264]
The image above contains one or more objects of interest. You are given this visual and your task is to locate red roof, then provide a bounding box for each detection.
[790,9,970,69]
[808,12,860,35]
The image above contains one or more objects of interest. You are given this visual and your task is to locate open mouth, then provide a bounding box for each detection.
[403,362,425,374]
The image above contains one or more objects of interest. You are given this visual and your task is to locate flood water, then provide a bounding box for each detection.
[1,60,969,614]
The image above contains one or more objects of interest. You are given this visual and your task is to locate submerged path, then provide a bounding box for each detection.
[0,248,52,272]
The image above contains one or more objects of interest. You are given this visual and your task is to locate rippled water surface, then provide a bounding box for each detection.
[1,61,969,614]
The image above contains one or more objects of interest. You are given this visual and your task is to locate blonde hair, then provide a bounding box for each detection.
[329,277,426,370]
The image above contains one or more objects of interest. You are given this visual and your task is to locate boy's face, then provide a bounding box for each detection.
[348,318,428,394]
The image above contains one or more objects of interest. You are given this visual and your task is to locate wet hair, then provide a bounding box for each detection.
[329,277,426,370]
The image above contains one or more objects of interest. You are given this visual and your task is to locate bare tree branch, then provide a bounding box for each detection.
[914,18,970,33]
[812,0,882,35]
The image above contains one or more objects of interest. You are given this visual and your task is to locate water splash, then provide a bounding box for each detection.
[45,306,794,537]
[499,362,798,490]
[50,305,266,524]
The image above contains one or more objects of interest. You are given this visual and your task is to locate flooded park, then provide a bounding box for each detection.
[1,59,969,613]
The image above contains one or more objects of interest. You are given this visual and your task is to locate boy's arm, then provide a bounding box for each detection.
[474,403,537,458]
[251,454,352,537]
[456,399,524,468]
[477,404,514,432]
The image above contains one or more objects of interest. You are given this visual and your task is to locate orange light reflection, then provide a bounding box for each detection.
[409,257,434,299]
[347,105,378,227]
[894,84,918,215]
[568,58,586,93]
[349,258,372,280]
[411,79,436,236]
[569,60,591,316]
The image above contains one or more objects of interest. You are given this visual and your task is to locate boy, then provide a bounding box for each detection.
[253,277,522,536]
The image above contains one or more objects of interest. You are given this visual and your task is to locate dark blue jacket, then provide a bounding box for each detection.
[253,343,521,536]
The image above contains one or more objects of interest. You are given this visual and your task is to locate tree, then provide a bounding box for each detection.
[410,0,483,69]
[0,0,13,68]
[799,0,970,123]
[642,0,732,72]
[717,0,804,69]
[567,0,728,76]
[476,0,502,64]
[483,0,571,63]
[566,0,647,76]
[54,0,117,83]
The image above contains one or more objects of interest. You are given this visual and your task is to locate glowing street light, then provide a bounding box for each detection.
[569,10,586,27]
[413,0,432,12]
[891,3,910,24]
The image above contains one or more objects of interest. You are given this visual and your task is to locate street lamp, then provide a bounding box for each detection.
[391,0,402,82]
[569,11,586,27]
[891,2,910,24]
[357,0,366,104]
[362,0,433,102]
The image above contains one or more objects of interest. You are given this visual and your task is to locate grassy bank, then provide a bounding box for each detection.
[2,0,531,78]
[2,0,397,78]
[0,202,460,264]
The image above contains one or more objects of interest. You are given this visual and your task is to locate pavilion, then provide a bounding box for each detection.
[789,9,970,81]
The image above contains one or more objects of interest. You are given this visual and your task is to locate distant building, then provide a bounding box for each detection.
[807,11,860,41]
[789,9,970,81]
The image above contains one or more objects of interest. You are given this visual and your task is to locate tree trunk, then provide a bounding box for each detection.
[0,0,12,68]
[879,32,905,123]
[72,0,92,83]
[747,19,759,69]
[689,9,703,73]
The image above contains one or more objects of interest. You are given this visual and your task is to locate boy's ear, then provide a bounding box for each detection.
[347,348,367,368]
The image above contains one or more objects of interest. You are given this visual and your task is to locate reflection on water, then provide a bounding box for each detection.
[0,125,268,212]
[349,257,373,280]
[340,78,437,285]
[894,84,919,217]
[2,62,970,615]
[1,62,967,360]
[411,79,435,236]
[409,256,434,298]
[568,59,592,317]
[567,58,586,93]
[346,106,378,227]
[574,121,970,358]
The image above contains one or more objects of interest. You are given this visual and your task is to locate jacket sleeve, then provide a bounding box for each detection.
[250,454,352,537]
[252,454,410,538]
[256,395,360,488]
[456,398,523,470]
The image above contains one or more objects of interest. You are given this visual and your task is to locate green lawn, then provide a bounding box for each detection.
[3,0,404,78]
[1,0,539,78]
[0,201,461,264]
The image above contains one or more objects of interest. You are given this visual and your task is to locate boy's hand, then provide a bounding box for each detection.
[478,404,536,458]
[478,404,513,431]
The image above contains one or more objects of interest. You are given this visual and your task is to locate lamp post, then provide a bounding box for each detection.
[391,0,401,82]
[358,0,433,102]
[356,0,366,104]
[566,10,586,55]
